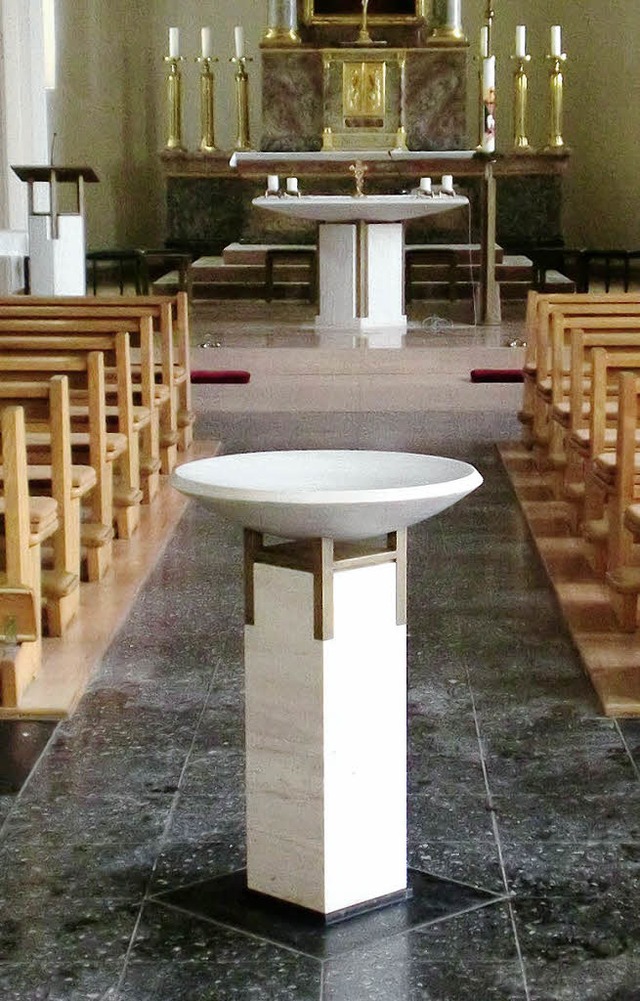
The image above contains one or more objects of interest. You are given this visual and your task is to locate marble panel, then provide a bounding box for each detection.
[405,50,468,151]
[317,222,357,327]
[261,51,324,152]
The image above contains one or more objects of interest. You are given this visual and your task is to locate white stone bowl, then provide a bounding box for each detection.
[171,450,483,541]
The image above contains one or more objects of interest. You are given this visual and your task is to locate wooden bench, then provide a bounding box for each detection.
[0,352,118,582]
[521,292,640,444]
[0,292,194,456]
[0,329,142,541]
[0,405,58,705]
[0,375,95,635]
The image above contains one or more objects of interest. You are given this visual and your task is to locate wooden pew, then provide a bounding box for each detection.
[0,314,162,496]
[521,292,640,446]
[537,312,640,475]
[599,371,640,629]
[0,325,143,538]
[0,405,58,705]
[0,352,118,580]
[0,376,96,635]
[0,291,194,456]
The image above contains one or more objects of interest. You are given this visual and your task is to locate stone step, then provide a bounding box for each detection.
[222,242,501,266]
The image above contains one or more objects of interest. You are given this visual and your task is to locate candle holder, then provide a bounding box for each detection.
[545,53,568,151]
[231,56,253,151]
[512,55,533,152]
[196,56,218,153]
[164,56,186,151]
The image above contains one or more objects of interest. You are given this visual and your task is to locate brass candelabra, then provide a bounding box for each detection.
[231,56,253,151]
[164,56,186,151]
[196,56,218,152]
[546,53,568,150]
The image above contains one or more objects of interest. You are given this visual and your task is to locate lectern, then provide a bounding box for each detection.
[11,165,99,296]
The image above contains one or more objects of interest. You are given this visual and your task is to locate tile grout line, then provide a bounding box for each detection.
[463,660,533,1001]
[613,718,640,781]
[106,613,238,1000]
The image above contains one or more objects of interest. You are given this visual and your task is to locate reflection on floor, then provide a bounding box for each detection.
[1,403,639,1000]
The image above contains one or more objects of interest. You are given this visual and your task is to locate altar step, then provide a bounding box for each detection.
[152,243,575,301]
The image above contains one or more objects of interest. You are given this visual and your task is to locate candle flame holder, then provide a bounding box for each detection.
[196,56,218,153]
[512,54,533,152]
[545,53,568,151]
[164,56,186,152]
[231,56,253,151]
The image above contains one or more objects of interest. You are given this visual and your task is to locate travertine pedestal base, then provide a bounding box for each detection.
[244,531,408,916]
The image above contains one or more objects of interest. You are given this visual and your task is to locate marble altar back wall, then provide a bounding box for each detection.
[41,0,640,249]
[261,49,467,153]
[164,166,563,255]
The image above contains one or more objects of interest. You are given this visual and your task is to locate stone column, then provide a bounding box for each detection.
[429,0,466,44]
[263,0,301,46]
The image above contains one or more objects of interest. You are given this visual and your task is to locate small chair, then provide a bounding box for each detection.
[86,249,143,295]
[135,249,193,299]
[264,247,317,303]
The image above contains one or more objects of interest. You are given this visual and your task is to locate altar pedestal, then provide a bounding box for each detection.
[11,165,99,296]
[245,533,408,915]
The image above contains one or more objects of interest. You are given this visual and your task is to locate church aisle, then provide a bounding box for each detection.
[0,412,638,1000]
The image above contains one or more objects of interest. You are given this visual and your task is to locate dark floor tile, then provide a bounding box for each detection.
[0,720,57,795]
[323,904,526,1001]
[122,903,322,1001]
[150,869,505,962]
[0,961,123,1001]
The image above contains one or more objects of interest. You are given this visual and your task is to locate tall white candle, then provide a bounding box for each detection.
[234,25,245,59]
[201,27,212,59]
[482,56,496,153]
[419,177,432,193]
[286,177,298,194]
[551,25,562,57]
[267,174,279,193]
[441,175,454,194]
[169,27,179,58]
[515,25,526,58]
[480,26,489,58]
[446,0,462,31]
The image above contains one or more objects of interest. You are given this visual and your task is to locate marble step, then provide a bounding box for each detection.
[221,242,499,266]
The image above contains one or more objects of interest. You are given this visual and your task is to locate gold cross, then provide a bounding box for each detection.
[349,160,368,197]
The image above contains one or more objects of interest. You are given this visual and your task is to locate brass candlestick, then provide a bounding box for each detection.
[164,56,186,151]
[196,56,218,152]
[231,56,253,151]
[546,53,567,150]
[357,0,373,45]
[512,55,532,152]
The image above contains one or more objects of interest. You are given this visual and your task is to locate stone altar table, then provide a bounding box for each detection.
[254,190,468,329]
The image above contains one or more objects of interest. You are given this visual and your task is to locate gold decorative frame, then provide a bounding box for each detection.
[303,0,428,25]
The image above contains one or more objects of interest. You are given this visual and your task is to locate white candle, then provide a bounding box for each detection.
[515,25,526,58]
[419,177,432,193]
[446,0,461,31]
[169,27,179,58]
[482,56,496,153]
[234,25,245,59]
[267,174,279,193]
[201,27,212,59]
[551,25,562,57]
[286,177,298,194]
[480,26,489,58]
[441,175,454,194]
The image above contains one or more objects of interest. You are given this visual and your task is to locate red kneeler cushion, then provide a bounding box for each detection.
[470,369,524,383]
[190,370,251,384]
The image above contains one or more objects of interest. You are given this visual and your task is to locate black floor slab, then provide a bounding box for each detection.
[151,868,508,961]
[0,720,57,795]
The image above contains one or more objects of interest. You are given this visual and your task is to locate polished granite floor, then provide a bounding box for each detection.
[1,410,640,1000]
